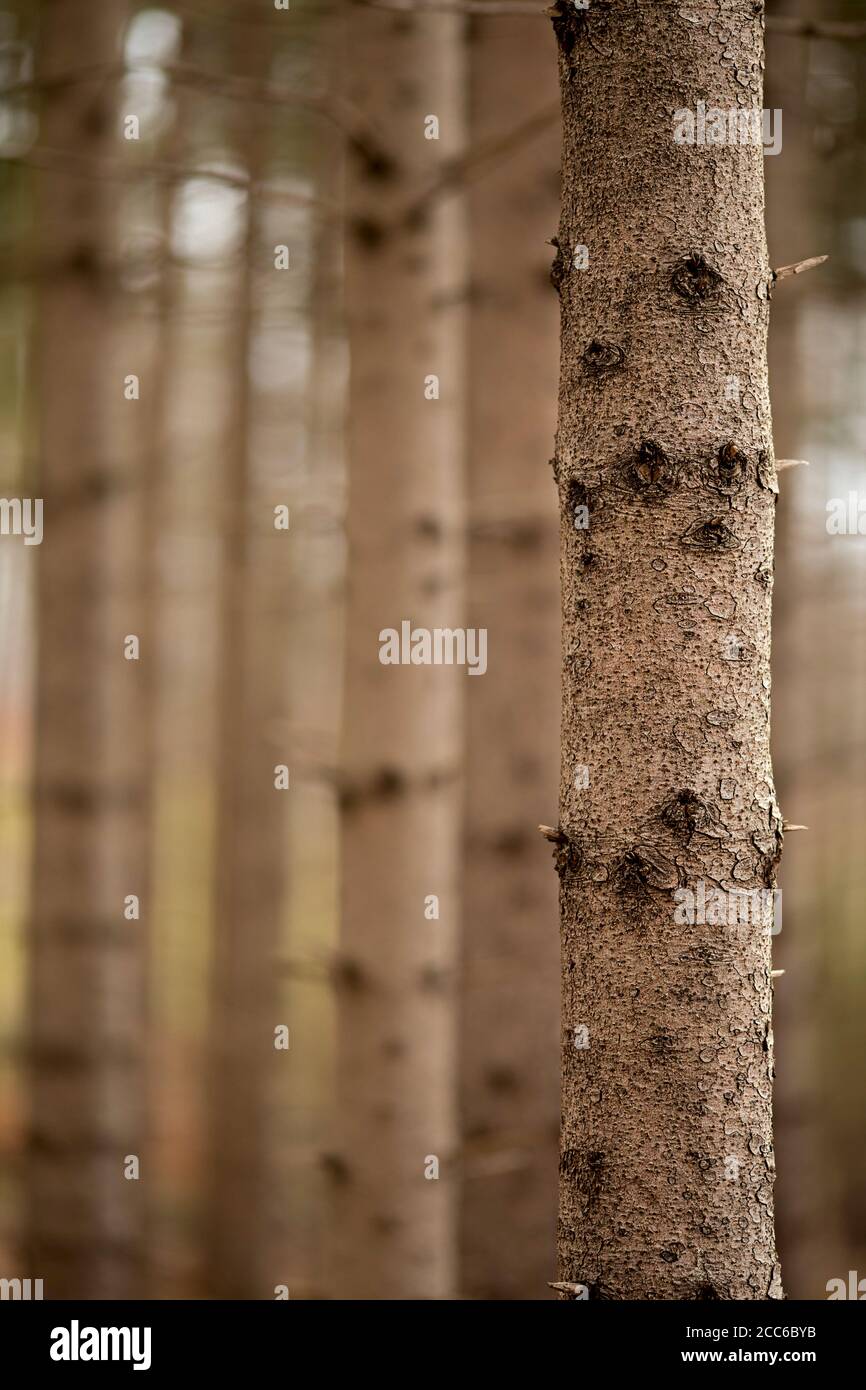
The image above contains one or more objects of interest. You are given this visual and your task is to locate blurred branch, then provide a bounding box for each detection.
[172,1,293,25]
[0,61,123,101]
[1,52,551,220]
[766,16,866,39]
[399,102,559,225]
[0,61,382,157]
[0,145,339,213]
[354,0,544,10]
[772,254,828,282]
[0,242,295,287]
[355,0,866,35]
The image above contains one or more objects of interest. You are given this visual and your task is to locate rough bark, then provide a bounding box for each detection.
[330,7,466,1300]
[553,0,782,1300]
[460,10,560,1300]
[26,0,148,1299]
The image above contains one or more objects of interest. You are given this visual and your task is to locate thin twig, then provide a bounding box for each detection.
[772,254,828,281]
[538,824,564,843]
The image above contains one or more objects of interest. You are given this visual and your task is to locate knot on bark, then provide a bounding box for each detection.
[752,827,783,885]
[614,846,678,897]
[320,1152,352,1186]
[671,252,724,304]
[332,957,368,993]
[629,440,678,498]
[582,339,624,376]
[647,1034,679,1062]
[549,236,568,293]
[539,824,581,876]
[339,765,407,812]
[560,1147,605,1203]
[350,215,388,252]
[757,449,779,494]
[660,789,721,841]
[352,135,399,184]
[565,478,592,530]
[550,2,590,64]
[680,518,742,552]
[707,442,748,494]
[755,560,773,586]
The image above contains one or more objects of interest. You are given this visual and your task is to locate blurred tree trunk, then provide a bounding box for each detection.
[204,25,289,1298]
[460,11,560,1300]
[26,0,148,1299]
[142,19,216,1298]
[552,3,782,1299]
[330,8,466,1300]
[764,6,834,1299]
[276,9,346,1301]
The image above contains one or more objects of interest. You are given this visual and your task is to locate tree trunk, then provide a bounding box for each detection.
[460,10,560,1300]
[330,7,466,1300]
[552,0,782,1300]
[26,0,148,1299]
[276,8,346,1301]
[205,25,290,1298]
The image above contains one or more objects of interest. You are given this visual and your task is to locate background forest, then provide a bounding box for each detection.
[0,0,864,1300]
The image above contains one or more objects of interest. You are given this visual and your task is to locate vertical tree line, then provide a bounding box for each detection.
[329,5,467,1301]
[204,15,292,1300]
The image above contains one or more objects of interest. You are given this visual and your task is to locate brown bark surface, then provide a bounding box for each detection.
[460,11,560,1300]
[553,0,782,1299]
[330,7,466,1300]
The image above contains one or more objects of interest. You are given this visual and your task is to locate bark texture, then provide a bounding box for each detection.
[553,0,783,1300]
[26,0,148,1298]
[331,8,466,1300]
[460,10,560,1300]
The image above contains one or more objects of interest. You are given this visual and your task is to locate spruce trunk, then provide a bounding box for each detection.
[331,7,466,1300]
[553,0,783,1300]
